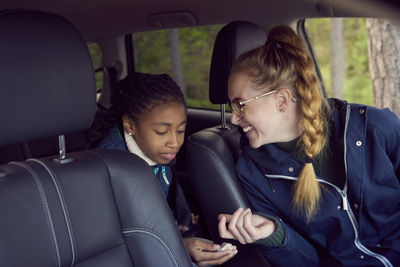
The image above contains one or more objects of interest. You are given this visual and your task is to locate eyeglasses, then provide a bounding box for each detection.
[229,89,297,118]
[229,89,278,118]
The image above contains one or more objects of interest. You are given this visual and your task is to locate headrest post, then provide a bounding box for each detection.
[53,134,74,164]
[58,134,66,160]
[219,104,230,130]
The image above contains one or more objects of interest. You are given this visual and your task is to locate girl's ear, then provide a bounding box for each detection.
[275,88,292,113]
[122,115,135,135]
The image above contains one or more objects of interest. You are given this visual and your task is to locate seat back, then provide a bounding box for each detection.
[186,21,270,266]
[0,10,192,267]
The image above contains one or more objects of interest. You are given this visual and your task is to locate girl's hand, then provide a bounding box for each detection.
[218,207,276,244]
[183,237,237,266]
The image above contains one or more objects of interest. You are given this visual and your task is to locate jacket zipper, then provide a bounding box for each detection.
[154,166,170,185]
[262,105,392,267]
[265,173,392,267]
[161,166,170,185]
[323,182,392,267]
[342,105,392,267]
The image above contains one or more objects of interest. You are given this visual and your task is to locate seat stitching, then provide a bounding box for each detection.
[28,158,77,266]
[86,151,183,266]
[122,227,180,267]
[9,161,61,267]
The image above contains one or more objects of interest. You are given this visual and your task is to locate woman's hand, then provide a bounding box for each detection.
[218,207,276,244]
[183,237,237,266]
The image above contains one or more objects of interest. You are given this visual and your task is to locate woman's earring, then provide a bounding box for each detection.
[128,130,134,136]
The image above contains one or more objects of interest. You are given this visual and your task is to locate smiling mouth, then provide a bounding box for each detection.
[242,125,254,133]
[242,126,253,133]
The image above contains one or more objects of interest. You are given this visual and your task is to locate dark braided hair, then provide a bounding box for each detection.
[87,72,186,147]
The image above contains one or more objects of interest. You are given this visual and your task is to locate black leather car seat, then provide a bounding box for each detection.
[186,21,270,266]
[0,10,192,267]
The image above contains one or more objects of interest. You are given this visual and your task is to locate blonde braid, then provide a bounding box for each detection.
[294,56,326,221]
[269,26,328,221]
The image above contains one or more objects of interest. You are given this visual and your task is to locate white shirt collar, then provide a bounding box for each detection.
[124,129,158,166]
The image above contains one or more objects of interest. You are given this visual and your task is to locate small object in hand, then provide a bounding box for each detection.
[218,242,233,252]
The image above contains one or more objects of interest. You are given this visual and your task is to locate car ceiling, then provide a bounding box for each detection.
[1,0,399,40]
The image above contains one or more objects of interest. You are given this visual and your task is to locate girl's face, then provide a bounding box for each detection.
[125,101,187,165]
[228,72,299,148]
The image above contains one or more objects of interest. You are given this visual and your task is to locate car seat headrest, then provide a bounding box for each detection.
[0,10,96,146]
[209,21,267,104]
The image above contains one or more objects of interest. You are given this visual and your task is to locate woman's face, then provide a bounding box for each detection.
[125,101,187,165]
[228,72,294,148]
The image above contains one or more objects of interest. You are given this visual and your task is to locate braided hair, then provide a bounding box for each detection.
[88,72,186,147]
[230,25,330,221]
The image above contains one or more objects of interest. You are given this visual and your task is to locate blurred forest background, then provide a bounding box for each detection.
[132,25,222,108]
[306,18,372,105]
[89,18,400,115]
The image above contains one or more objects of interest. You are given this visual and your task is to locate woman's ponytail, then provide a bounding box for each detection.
[269,26,328,221]
[293,58,326,221]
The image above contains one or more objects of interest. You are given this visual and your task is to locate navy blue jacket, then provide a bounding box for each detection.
[236,99,400,266]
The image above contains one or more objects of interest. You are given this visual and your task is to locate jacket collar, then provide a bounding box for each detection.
[123,129,158,166]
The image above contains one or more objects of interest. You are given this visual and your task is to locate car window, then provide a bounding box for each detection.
[305,18,373,105]
[132,25,223,110]
[87,41,104,101]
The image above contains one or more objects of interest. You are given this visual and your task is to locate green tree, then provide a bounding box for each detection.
[343,18,373,105]
[133,30,172,75]
[179,25,221,101]
[367,18,400,116]
[133,25,222,109]
[87,42,103,90]
[306,18,373,105]
[306,18,331,95]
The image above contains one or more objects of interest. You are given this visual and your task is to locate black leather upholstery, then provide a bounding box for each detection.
[186,21,270,266]
[187,126,247,234]
[0,10,96,146]
[209,21,267,104]
[0,10,192,267]
[0,150,192,267]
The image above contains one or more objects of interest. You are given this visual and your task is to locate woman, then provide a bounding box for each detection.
[218,25,400,266]
[88,72,237,266]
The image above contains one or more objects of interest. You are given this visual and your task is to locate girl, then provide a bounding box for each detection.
[218,26,400,266]
[89,72,237,266]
